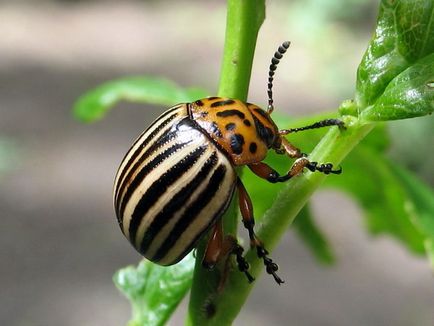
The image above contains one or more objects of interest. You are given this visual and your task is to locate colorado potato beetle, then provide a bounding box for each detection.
[114,41,344,284]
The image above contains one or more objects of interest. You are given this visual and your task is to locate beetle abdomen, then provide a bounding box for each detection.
[114,104,236,265]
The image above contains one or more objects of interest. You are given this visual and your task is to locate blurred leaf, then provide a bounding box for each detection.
[324,128,426,254]
[361,53,434,121]
[388,114,434,184]
[292,204,335,265]
[351,121,390,153]
[388,164,434,239]
[113,254,195,326]
[356,0,434,107]
[73,77,208,123]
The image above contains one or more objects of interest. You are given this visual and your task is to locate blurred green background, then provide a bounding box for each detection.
[1,0,433,325]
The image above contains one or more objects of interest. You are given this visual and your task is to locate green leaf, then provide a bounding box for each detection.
[361,53,434,121]
[73,77,208,123]
[324,128,426,254]
[388,164,434,239]
[356,0,434,107]
[292,204,335,265]
[113,254,195,326]
[388,114,434,184]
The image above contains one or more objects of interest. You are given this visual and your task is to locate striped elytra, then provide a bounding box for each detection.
[113,41,344,284]
[114,104,237,265]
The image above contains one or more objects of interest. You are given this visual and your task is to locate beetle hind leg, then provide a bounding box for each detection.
[232,242,255,283]
[202,219,255,286]
[237,178,284,285]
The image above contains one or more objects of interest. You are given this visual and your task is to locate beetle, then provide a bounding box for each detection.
[113,41,344,284]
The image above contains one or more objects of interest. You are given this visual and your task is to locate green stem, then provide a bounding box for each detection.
[217,0,265,99]
[186,1,265,325]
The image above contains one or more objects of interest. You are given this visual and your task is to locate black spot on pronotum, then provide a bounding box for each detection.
[216,109,245,119]
[252,115,275,147]
[230,134,244,154]
[210,122,223,138]
[225,122,236,131]
[249,142,257,154]
[210,99,236,108]
[253,108,271,120]
[207,96,219,100]
[243,119,251,127]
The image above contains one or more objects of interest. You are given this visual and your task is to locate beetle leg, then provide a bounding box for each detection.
[251,138,341,183]
[279,137,342,175]
[237,178,284,285]
[202,219,254,284]
[202,219,224,270]
[249,160,306,183]
[278,137,303,158]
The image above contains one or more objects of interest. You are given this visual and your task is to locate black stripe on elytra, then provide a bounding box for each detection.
[216,109,245,119]
[115,124,181,216]
[117,139,190,222]
[153,164,228,262]
[252,114,275,148]
[162,178,235,265]
[115,109,180,205]
[230,134,244,155]
[210,99,235,108]
[128,145,208,246]
[139,151,218,254]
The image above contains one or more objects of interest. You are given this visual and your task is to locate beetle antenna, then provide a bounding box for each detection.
[267,41,290,114]
[279,119,345,135]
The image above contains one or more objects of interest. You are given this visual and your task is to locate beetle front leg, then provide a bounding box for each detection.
[248,160,308,183]
[249,159,341,184]
[202,219,254,285]
[237,178,284,285]
[250,138,341,183]
[280,137,342,175]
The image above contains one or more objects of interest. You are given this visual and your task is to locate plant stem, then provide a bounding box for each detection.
[217,0,265,99]
[186,0,265,325]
